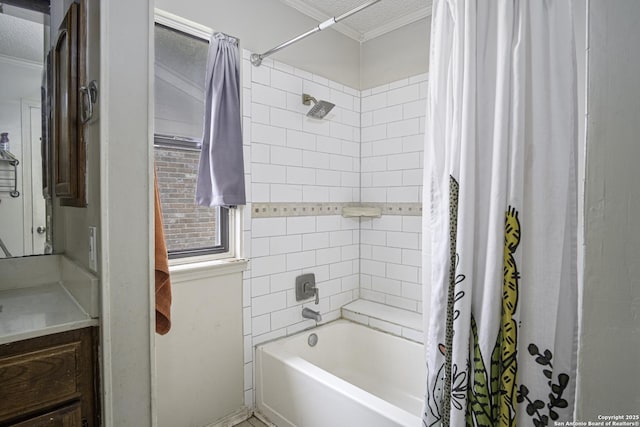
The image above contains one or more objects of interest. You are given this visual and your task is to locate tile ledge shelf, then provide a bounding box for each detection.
[341,299,424,344]
[341,206,381,218]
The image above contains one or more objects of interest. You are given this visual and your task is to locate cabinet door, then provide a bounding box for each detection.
[53,2,86,207]
[0,328,98,426]
[11,402,82,427]
[0,342,81,420]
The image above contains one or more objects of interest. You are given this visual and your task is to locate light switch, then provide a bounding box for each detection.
[89,226,97,271]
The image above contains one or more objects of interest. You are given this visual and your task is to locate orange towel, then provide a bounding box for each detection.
[154,167,172,335]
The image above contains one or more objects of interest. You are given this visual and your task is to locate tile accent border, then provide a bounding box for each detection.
[251,202,423,218]
[251,202,347,218]
[375,202,423,216]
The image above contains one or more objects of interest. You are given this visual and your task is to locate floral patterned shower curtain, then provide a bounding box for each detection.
[422,1,579,426]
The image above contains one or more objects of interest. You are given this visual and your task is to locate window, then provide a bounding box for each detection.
[154,23,207,148]
[153,16,232,260]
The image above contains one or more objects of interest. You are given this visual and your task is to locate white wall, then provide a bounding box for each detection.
[156,270,244,427]
[577,0,640,418]
[360,19,431,90]
[99,0,154,425]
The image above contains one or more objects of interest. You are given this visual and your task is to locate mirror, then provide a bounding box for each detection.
[0,4,51,258]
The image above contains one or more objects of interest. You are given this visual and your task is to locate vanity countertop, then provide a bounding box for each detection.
[0,282,98,345]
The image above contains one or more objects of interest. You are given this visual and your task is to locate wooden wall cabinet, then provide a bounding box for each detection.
[53,1,87,207]
[0,328,99,427]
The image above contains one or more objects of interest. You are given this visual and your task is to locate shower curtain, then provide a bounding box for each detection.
[422,1,578,426]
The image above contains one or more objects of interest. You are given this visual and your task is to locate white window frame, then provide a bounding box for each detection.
[154,9,244,267]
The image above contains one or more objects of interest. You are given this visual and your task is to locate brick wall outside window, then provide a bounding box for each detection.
[154,147,218,252]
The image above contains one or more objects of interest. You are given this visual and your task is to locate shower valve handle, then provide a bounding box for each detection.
[304,282,319,305]
[296,273,318,304]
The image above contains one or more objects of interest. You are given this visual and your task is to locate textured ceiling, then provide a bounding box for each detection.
[278,0,432,41]
[0,12,44,63]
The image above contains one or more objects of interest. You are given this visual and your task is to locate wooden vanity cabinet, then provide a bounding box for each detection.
[0,328,99,427]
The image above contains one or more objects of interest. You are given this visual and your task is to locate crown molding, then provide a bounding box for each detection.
[362,6,431,41]
[154,8,213,41]
[0,53,43,70]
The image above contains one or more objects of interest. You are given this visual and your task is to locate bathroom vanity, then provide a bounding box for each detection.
[0,255,99,426]
[0,327,98,426]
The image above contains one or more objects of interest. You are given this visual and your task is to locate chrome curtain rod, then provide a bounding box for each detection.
[250,0,382,66]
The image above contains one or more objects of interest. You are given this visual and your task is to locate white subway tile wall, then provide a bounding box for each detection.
[360,73,427,313]
[241,50,255,409]
[241,48,428,408]
[241,52,363,407]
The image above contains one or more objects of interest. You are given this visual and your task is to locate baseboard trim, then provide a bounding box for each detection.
[207,407,252,427]
[253,411,277,427]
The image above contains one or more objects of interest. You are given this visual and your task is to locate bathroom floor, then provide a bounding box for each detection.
[234,416,269,427]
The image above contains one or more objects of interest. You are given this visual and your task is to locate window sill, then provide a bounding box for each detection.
[168,258,248,283]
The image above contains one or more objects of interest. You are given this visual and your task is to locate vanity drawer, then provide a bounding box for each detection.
[11,402,82,427]
[0,341,82,420]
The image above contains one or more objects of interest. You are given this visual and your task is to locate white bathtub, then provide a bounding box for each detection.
[255,320,425,427]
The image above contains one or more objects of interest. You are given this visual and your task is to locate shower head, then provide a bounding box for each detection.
[302,93,335,119]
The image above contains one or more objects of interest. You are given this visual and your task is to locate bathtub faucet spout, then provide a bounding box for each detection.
[302,307,322,322]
